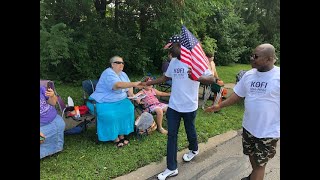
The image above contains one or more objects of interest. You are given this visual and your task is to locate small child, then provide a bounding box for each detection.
[135,77,170,134]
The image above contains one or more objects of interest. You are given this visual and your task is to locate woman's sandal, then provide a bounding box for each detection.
[114,139,124,148]
[122,136,130,145]
[118,136,130,146]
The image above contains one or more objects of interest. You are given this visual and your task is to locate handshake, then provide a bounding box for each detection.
[132,80,156,89]
[131,81,149,89]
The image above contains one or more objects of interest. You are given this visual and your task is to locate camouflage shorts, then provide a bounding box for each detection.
[242,128,279,167]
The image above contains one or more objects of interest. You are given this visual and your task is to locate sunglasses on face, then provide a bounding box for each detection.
[250,54,259,60]
[113,61,125,64]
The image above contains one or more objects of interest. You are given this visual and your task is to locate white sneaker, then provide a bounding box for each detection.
[157,168,178,180]
[182,150,199,162]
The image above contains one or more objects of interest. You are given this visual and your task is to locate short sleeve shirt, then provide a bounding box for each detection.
[40,86,57,125]
[90,67,131,103]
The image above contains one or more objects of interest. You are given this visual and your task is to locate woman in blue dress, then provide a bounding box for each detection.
[88,55,143,147]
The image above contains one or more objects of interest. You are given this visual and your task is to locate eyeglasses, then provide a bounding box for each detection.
[250,54,259,60]
[113,61,125,64]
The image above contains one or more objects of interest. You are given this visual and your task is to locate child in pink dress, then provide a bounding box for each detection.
[135,77,170,134]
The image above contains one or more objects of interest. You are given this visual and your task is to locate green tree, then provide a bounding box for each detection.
[40,0,280,83]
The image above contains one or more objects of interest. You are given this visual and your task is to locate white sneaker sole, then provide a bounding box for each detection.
[157,170,178,180]
[182,152,199,162]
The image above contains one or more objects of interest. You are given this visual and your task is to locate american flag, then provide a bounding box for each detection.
[180,25,209,80]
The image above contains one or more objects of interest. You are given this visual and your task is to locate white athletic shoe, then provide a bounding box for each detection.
[182,150,199,162]
[157,168,178,180]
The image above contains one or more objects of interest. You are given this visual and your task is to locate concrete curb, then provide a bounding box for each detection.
[114,130,238,180]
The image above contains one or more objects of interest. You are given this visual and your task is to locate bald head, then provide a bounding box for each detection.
[256,43,277,61]
[251,43,277,71]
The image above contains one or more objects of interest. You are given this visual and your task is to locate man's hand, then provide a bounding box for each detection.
[133,82,145,89]
[187,66,194,80]
[137,82,147,89]
[204,104,221,113]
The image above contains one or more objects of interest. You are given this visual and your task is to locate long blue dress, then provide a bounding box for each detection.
[88,68,134,141]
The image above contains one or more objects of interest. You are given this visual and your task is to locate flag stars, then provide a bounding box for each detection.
[169,35,181,43]
[180,25,208,80]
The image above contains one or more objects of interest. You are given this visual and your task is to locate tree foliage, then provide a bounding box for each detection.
[40,0,280,83]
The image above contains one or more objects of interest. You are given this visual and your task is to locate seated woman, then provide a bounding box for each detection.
[87,55,143,147]
[40,85,66,159]
[206,52,225,88]
[206,52,219,80]
[135,77,170,135]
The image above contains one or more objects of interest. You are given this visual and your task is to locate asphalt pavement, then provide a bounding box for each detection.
[114,83,280,180]
[114,130,280,180]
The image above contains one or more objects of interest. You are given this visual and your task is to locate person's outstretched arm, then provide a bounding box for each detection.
[197,74,215,85]
[145,75,169,86]
[113,81,143,90]
[205,92,242,112]
[188,67,216,85]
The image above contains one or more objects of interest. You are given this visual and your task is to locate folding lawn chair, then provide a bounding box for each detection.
[200,81,227,110]
[82,79,99,141]
[236,70,248,84]
[200,83,210,100]
[158,82,171,93]
[40,79,92,134]
[200,84,213,110]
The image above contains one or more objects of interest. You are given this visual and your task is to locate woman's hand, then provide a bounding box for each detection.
[40,132,45,144]
[45,88,55,97]
[46,88,57,106]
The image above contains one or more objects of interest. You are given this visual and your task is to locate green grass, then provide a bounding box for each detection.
[40,64,251,179]
[216,63,252,83]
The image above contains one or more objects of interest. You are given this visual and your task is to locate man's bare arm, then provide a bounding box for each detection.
[145,76,168,86]
[197,74,215,85]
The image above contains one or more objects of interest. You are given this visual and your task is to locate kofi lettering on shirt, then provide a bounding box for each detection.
[250,81,268,94]
[173,68,187,79]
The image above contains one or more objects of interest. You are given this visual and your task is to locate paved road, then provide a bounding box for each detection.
[114,130,280,180]
[115,83,280,180]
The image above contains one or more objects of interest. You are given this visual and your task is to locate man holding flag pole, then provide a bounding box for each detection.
[141,25,216,180]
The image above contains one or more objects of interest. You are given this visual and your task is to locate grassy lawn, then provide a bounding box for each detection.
[40,64,251,179]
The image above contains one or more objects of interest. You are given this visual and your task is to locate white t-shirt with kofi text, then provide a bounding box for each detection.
[165,58,212,112]
[234,66,280,138]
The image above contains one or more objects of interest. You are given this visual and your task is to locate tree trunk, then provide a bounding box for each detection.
[94,0,112,18]
[114,0,119,30]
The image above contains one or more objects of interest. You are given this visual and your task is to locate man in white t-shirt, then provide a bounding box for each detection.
[205,43,280,180]
[142,37,215,180]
